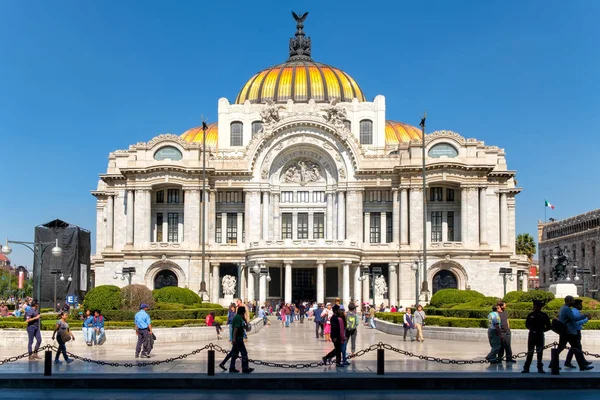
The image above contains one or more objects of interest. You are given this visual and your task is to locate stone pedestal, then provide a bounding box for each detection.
[549,282,578,298]
[222,294,234,307]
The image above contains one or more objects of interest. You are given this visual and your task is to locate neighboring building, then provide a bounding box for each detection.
[0,253,10,269]
[538,210,600,297]
[529,261,539,289]
[91,15,526,306]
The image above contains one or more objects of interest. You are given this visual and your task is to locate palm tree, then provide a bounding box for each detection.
[516,233,536,261]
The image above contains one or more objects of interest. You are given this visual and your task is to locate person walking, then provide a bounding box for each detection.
[345,303,359,355]
[285,303,292,327]
[298,302,305,324]
[403,308,415,341]
[413,305,426,342]
[368,306,376,329]
[497,301,515,363]
[25,300,42,361]
[323,305,344,367]
[322,303,333,342]
[521,300,552,374]
[134,303,153,358]
[553,295,593,371]
[563,298,593,369]
[314,303,324,338]
[93,310,105,345]
[52,311,74,364]
[486,305,502,363]
[228,306,254,373]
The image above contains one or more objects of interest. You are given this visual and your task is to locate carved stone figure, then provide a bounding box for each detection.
[289,12,311,59]
[323,98,348,127]
[339,167,346,179]
[282,159,323,184]
[551,246,571,282]
[261,169,269,179]
[374,275,387,297]
[221,275,237,296]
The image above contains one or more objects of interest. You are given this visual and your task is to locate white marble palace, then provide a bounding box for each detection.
[91,14,527,306]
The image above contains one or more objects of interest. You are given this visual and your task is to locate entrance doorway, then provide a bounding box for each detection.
[154,270,178,289]
[292,268,316,303]
[432,270,458,294]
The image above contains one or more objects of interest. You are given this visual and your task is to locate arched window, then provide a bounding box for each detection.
[592,242,597,274]
[230,121,243,146]
[154,270,178,289]
[359,119,373,145]
[432,270,458,294]
[582,243,586,267]
[251,121,263,136]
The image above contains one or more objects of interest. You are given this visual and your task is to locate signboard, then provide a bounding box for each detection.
[428,143,458,158]
[18,271,24,289]
[66,295,78,305]
[154,146,183,161]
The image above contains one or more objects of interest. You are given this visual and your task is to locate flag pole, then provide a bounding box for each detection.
[544,202,546,223]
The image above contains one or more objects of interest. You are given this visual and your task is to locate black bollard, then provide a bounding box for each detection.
[377,348,385,375]
[44,350,52,376]
[550,348,560,375]
[207,349,215,376]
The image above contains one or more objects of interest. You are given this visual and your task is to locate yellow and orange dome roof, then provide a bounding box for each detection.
[235,60,366,105]
[180,123,218,148]
[385,121,422,145]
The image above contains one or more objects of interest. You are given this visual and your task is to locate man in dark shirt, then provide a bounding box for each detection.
[522,300,552,374]
[496,301,515,363]
[25,300,42,361]
[314,304,324,338]
[228,306,253,374]
[322,305,342,366]
[298,302,305,324]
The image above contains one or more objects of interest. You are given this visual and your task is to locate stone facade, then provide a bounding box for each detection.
[538,210,600,297]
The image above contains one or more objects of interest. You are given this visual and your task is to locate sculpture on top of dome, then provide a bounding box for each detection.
[289,11,311,60]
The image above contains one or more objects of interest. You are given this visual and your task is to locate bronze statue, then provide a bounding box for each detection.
[289,11,311,59]
[551,246,570,282]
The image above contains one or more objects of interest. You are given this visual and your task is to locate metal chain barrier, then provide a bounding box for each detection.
[0,344,53,366]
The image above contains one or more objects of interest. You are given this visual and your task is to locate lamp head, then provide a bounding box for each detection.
[574,275,580,282]
[1,239,11,255]
[68,275,72,282]
[51,239,62,257]
[60,274,65,281]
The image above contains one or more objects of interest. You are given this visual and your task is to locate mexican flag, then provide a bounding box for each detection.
[545,200,555,209]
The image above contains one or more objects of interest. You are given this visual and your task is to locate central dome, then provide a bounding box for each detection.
[235,12,366,105]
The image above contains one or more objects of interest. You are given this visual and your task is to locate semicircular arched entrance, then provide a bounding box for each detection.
[427,260,468,293]
[145,260,186,289]
[154,270,178,289]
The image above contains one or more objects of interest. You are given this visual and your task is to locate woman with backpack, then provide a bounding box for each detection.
[345,303,359,355]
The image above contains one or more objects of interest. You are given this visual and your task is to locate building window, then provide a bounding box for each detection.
[572,244,577,263]
[370,212,381,243]
[313,191,325,202]
[431,211,442,242]
[226,213,237,244]
[230,121,243,146]
[156,213,163,242]
[582,244,586,267]
[215,214,222,243]
[298,191,309,203]
[217,191,243,203]
[592,243,597,274]
[298,213,309,239]
[251,121,263,136]
[282,213,293,239]
[156,190,164,204]
[430,187,443,202]
[167,213,179,242]
[386,213,392,243]
[343,120,351,131]
[281,191,293,203]
[447,211,455,241]
[167,189,180,203]
[446,189,455,202]
[313,213,325,239]
[359,120,373,145]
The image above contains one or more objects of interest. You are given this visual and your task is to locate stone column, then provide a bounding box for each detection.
[400,188,409,245]
[208,190,216,245]
[326,192,334,239]
[479,187,488,245]
[284,261,293,303]
[126,189,134,246]
[262,191,269,240]
[134,189,147,246]
[145,190,152,243]
[239,263,247,301]
[345,190,363,242]
[212,263,220,303]
[381,212,387,243]
[342,261,350,306]
[292,212,298,240]
[245,190,261,242]
[183,188,199,246]
[500,192,509,248]
[364,212,371,243]
[247,270,255,303]
[316,261,325,304]
[308,212,314,239]
[461,187,468,243]
[258,263,267,306]
[409,188,422,246]
[221,212,227,244]
[106,194,114,248]
[362,264,370,305]
[202,189,209,246]
[237,213,243,244]
[273,193,280,240]
[392,189,399,244]
[388,263,398,307]
[353,265,361,304]
[337,191,346,240]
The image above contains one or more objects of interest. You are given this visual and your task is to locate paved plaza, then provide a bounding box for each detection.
[1,319,599,375]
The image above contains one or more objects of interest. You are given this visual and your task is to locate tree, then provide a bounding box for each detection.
[516,233,536,261]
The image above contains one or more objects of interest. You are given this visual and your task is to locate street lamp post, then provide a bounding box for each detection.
[411,261,420,307]
[499,268,514,297]
[2,238,62,304]
[358,266,383,307]
[573,267,592,297]
[50,268,72,312]
[237,262,271,305]
[114,266,136,308]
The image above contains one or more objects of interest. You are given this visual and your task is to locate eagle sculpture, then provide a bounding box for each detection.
[292,11,308,23]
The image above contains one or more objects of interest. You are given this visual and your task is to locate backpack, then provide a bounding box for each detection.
[347,314,358,330]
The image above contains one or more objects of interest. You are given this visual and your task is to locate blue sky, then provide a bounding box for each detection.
[1,1,598,267]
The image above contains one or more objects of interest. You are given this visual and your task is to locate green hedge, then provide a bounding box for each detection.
[152,287,201,306]
[504,290,555,304]
[451,297,499,310]
[83,285,121,311]
[196,303,224,309]
[101,308,226,321]
[429,289,485,308]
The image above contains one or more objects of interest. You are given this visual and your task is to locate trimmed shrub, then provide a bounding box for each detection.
[121,284,155,311]
[100,308,227,321]
[503,291,525,303]
[507,302,535,310]
[451,296,499,310]
[429,289,485,308]
[152,287,201,306]
[521,290,555,303]
[544,298,564,310]
[196,303,224,309]
[83,285,121,311]
[153,302,187,310]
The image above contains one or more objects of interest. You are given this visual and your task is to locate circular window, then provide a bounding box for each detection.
[428,143,458,158]
[154,146,183,161]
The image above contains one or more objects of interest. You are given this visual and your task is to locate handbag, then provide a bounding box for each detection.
[243,321,252,332]
[60,331,72,343]
[551,318,567,335]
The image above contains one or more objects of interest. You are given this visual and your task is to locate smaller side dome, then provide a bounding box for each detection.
[181,123,218,148]
[385,120,422,145]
